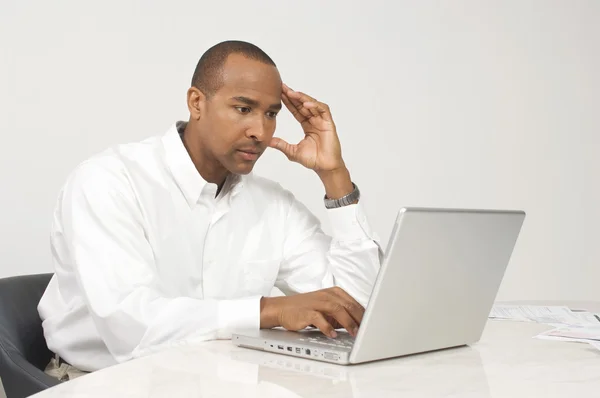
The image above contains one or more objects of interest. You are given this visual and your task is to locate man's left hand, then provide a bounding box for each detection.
[270,83,345,174]
[270,83,355,200]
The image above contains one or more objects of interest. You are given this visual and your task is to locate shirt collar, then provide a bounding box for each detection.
[161,121,244,206]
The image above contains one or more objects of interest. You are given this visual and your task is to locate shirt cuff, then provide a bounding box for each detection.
[326,201,376,242]
[218,296,261,338]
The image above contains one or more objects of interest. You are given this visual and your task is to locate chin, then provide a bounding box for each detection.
[229,162,255,175]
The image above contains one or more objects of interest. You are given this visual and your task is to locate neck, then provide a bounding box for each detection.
[182,125,229,187]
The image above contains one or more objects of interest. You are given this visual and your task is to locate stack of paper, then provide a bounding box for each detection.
[489,304,600,352]
[534,325,600,352]
[535,325,600,342]
[489,305,599,326]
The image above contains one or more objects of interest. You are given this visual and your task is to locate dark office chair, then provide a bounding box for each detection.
[0,273,60,398]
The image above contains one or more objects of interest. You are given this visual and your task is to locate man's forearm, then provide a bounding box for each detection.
[317,166,356,201]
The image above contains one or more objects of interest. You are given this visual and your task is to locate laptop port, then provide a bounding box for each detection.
[305,349,311,355]
[277,345,284,350]
[295,348,301,354]
[287,347,293,352]
[324,352,339,361]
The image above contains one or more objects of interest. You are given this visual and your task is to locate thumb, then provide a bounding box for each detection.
[269,137,295,161]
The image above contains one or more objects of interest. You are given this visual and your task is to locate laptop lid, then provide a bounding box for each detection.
[349,207,525,364]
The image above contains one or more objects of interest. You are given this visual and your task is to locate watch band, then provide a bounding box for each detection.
[324,183,360,209]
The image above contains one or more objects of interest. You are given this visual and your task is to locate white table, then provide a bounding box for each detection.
[32,303,600,397]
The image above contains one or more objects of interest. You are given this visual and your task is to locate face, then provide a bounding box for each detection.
[186,54,282,178]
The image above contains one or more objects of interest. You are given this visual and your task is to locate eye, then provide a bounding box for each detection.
[235,106,251,114]
[266,111,278,119]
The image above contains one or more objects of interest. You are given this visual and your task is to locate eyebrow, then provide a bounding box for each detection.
[232,96,282,111]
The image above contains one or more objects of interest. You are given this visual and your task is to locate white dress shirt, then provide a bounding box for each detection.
[38,122,382,372]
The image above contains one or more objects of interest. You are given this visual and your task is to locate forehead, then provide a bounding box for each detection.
[217,54,282,102]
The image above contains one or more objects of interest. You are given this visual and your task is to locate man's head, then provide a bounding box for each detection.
[184,40,282,182]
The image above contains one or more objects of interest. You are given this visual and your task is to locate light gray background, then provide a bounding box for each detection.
[1,0,599,396]
[2,0,599,302]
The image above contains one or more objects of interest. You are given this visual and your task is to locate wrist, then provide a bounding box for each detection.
[260,296,281,329]
[317,166,354,200]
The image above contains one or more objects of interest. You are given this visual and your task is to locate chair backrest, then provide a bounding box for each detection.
[0,273,60,397]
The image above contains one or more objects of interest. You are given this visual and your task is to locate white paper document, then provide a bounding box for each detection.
[570,310,600,326]
[489,305,600,326]
[588,341,600,352]
[534,325,600,343]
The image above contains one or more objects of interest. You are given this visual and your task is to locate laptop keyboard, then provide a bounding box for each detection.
[297,333,355,349]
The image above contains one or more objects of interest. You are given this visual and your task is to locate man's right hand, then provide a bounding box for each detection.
[259,287,365,338]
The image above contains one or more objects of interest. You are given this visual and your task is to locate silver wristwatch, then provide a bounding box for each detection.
[324,183,360,209]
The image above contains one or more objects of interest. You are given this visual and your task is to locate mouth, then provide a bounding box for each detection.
[236,149,261,161]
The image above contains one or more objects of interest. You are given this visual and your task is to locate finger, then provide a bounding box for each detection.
[281,93,309,123]
[269,137,296,161]
[321,302,359,337]
[282,82,293,93]
[329,287,365,325]
[308,319,342,330]
[282,92,313,121]
[324,315,343,330]
[282,84,308,111]
[302,101,321,118]
[283,83,315,102]
[282,86,317,119]
[303,101,333,122]
[285,88,319,110]
[286,91,316,115]
[282,82,306,104]
[309,311,337,338]
[284,86,320,118]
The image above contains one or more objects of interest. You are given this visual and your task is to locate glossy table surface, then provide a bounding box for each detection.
[32,302,600,397]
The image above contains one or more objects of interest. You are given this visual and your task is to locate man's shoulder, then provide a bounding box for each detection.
[62,135,162,196]
[61,154,130,201]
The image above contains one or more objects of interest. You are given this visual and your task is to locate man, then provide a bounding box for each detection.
[38,40,382,378]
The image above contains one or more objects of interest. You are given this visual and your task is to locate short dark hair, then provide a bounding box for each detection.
[191,40,276,97]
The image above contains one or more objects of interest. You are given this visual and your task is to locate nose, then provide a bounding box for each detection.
[245,115,271,142]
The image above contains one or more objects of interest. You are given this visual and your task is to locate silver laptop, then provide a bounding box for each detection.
[233,207,526,365]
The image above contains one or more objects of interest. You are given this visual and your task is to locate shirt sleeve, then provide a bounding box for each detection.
[274,191,383,308]
[58,163,260,363]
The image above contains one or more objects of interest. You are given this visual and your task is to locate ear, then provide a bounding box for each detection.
[186,87,206,121]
